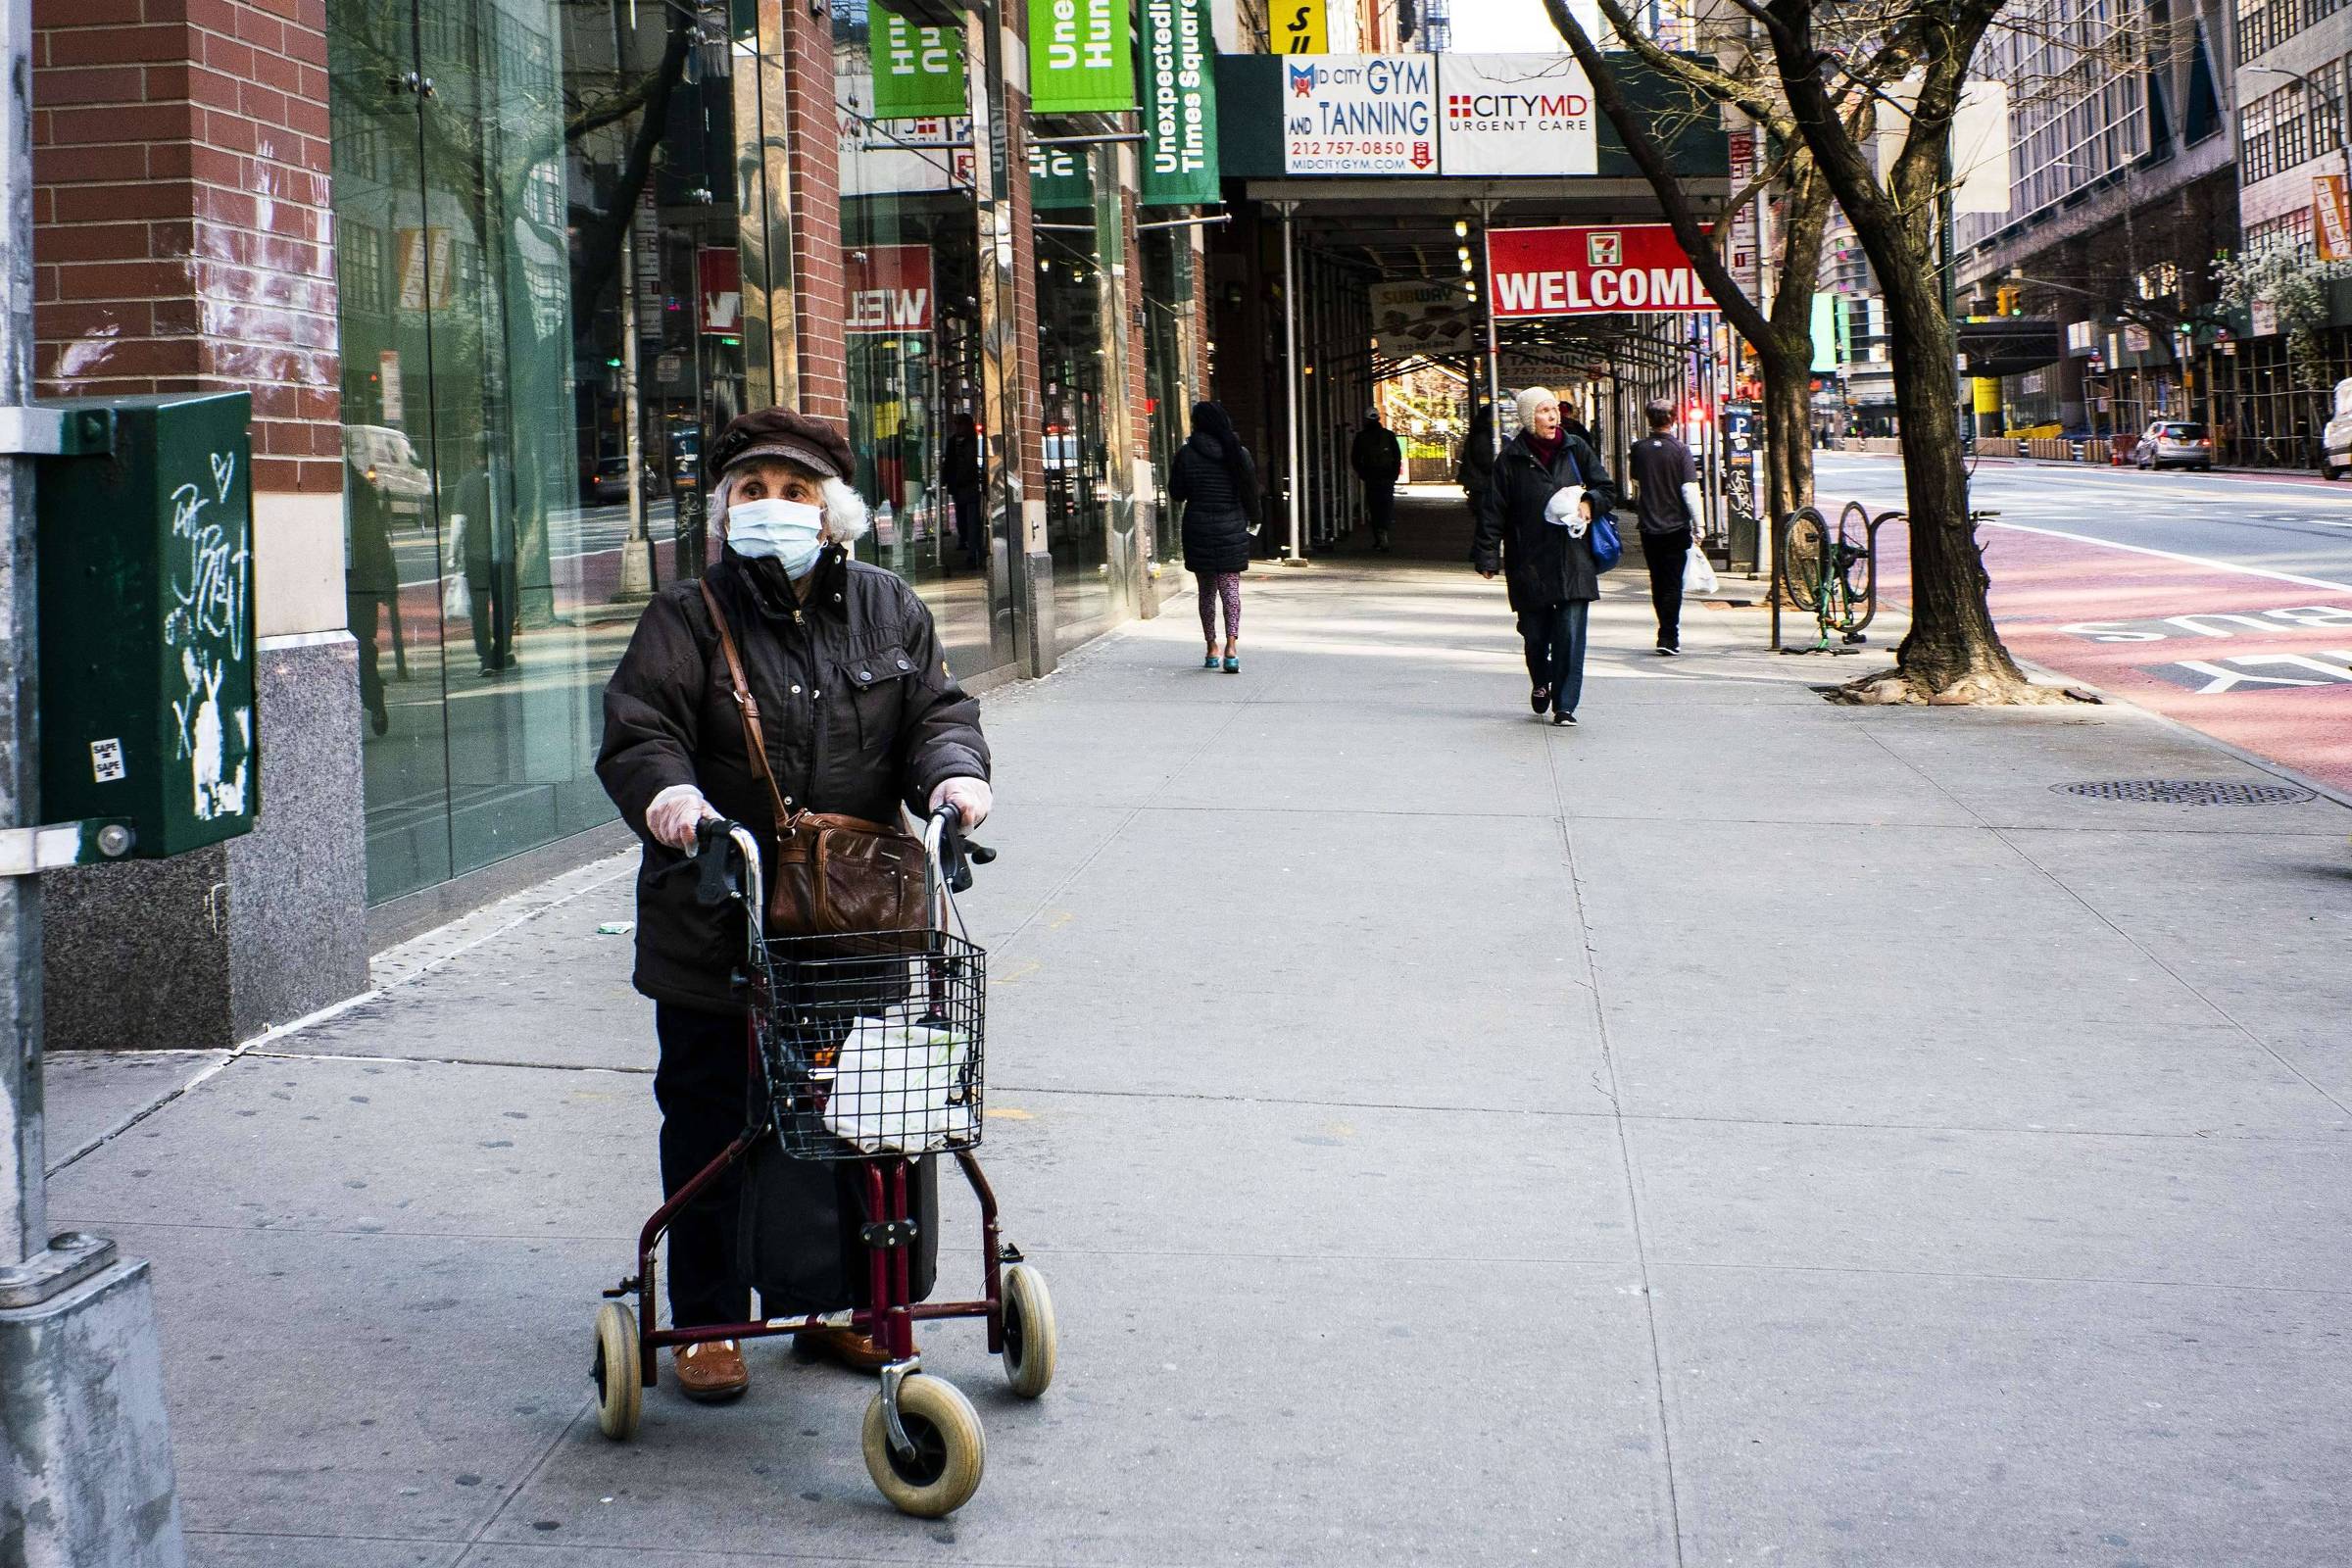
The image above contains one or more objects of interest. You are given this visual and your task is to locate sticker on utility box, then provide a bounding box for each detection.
[90,739,126,783]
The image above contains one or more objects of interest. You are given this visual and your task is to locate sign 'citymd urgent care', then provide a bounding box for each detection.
[1486,223,1718,317]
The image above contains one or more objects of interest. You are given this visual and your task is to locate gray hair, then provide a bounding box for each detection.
[710,466,872,545]
[1514,386,1558,427]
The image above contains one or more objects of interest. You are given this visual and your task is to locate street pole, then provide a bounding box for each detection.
[1280,201,1304,564]
[1,0,187,1557]
[1,0,44,1276]
[1478,200,1501,464]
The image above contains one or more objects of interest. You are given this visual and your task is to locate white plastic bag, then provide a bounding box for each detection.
[1683,544,1719,597]
[819,1023,977,1152]
[442,513,471,620]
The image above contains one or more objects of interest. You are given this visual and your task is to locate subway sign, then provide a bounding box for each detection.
[1486,222,1718,317]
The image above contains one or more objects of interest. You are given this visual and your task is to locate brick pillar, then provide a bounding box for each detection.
[778,0,847,424]
[30,0,368,1049]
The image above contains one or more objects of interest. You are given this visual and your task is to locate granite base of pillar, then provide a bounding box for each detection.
[42,635,368,1051]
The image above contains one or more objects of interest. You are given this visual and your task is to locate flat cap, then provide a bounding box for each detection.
[708,408,854,483]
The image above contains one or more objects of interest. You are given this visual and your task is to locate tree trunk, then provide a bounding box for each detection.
[1761,350,1811,522]
[1761,155,1831,522]
[1864,252,2052,704]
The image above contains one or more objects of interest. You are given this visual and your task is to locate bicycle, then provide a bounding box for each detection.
[1777,501,1885,653]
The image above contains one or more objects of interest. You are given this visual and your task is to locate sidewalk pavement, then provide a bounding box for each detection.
[48,498,2352,1566]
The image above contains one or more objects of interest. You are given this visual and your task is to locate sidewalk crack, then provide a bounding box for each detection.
[1548,720,1689,1567]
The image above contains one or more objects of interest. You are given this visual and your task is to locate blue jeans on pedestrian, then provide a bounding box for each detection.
[1516,599,1590,716]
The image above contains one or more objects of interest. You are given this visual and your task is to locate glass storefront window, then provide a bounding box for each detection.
[832,1,993,680]
[330,0,768,904]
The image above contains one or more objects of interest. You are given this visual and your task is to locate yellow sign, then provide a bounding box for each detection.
[2315,173,2351,262]
[1276,0,1324,53]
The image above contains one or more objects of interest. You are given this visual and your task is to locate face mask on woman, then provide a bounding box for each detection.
[726,496,826,577]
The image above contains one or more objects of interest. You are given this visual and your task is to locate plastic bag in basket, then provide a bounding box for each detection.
[817,1022,978,1152]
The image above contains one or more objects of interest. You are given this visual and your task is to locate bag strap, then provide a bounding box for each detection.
[699,578,795,829]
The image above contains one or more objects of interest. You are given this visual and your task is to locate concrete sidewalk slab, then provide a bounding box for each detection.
[43,499,2352,1565]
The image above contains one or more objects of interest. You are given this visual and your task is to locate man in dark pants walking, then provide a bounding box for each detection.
[941,411,984,571]
[1628,397,1702,656]
[1349,408,1402,551]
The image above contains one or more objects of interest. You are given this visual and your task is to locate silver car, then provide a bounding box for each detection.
[2132,419,2212,471]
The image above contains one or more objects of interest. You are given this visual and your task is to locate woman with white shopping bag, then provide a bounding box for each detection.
[1627,397,1709,657]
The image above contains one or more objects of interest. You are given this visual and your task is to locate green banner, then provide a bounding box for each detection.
[1028,0,1134,115]
[1029,140,1094,211]
[870,5,967,120]
[1139,0,1216,205]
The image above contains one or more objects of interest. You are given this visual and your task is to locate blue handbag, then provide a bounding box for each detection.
[1589,513,1622,572]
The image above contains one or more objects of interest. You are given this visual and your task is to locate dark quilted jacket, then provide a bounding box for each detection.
[597,548,988,1012]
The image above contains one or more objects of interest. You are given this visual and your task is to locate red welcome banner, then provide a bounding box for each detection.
[1486,222,1718,318]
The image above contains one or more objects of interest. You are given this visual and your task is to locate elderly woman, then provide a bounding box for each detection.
[597,408,992,1403]
[1472,386,1618,726]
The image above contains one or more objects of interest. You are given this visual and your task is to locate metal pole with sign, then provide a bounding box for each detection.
[0,0,186,1556]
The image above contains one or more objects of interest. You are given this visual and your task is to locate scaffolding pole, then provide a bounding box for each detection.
[1280,202,1305,564]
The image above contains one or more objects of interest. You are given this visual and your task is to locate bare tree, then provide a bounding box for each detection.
[1742,0,2066,703]
[1542,0,1840,524]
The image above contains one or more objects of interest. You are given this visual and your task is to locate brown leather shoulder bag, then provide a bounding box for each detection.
[699,579,926,936]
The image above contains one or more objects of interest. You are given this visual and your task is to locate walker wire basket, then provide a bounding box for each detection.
[752,928,987,1160]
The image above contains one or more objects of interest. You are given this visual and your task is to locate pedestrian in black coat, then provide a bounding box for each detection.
[1349,409,1403,550]
[1473,386,1619,725]
[1170,400,1255,671]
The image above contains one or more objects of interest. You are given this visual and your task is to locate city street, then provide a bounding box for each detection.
[46,508,2352,1565]
[1814,453,2352,796]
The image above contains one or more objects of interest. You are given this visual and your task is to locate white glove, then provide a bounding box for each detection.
[929,776,993,830]
[646,783,718,851]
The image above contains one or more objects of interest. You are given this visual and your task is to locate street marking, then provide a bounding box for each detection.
[2144,651,2352,694]
[2058,606,2352,641]
[1976,519,2352,594]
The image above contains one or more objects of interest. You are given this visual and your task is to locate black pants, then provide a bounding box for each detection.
[950,488,984,566]
[1515,600,1590,717]
[466,559,515,670]
[1642,525,1690,651]
[653,1003,759,1328]
[1364,482,1396,546]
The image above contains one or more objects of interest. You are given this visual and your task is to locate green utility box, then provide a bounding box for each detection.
[36,391,259,857]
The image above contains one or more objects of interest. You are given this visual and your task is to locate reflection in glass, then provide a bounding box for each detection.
[331,0,758,903]
[833,1,991,679]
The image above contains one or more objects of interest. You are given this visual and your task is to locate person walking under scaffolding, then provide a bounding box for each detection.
[1172,400,1256,673]
[1350,407,1403,551]
[1628,397,1703,657]
[1474,386,1618,726]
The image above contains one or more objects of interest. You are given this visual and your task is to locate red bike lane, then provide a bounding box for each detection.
[1867,518,2352,797]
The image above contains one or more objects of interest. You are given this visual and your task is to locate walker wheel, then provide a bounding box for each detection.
[591,1301,642,1441]
[861,1374,985,1517]
[1000,1263,1057,1398]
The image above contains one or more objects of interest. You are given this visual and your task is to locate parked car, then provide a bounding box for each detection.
[2132,419,2212,471]
[344,423,432,518]
[2323,378,2352,481]
[587,455,633,506]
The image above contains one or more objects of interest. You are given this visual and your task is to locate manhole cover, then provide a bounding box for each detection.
[2053,779,2316,806]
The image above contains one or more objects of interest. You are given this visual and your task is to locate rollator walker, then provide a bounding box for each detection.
[590,805,1054,1517]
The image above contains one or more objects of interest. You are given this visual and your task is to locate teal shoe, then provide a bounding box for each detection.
[1202,653,1218,669]
[1222,655,1239,673]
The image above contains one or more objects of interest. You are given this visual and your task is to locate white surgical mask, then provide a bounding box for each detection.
[727,497,825,577]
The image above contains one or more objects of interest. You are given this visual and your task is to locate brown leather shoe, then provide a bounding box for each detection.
[672,1339,749,1402]
[796,1326,904,1373]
